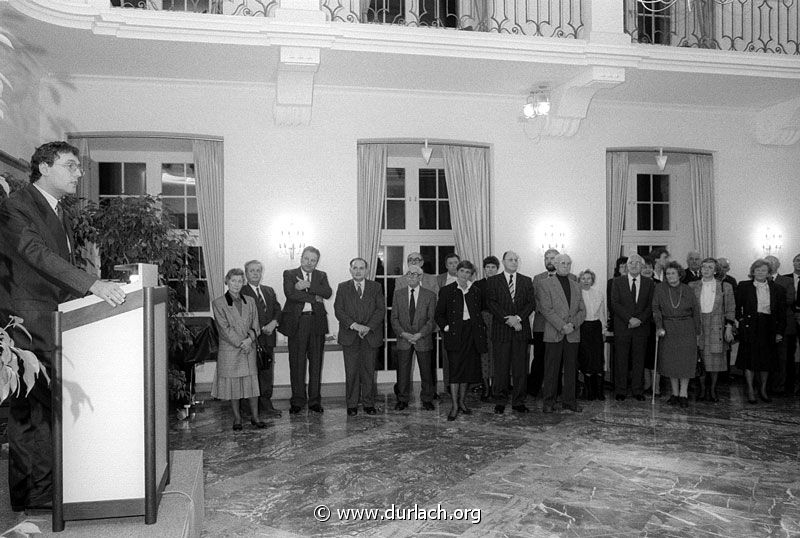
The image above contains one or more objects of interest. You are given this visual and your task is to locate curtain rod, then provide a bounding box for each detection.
[609,148,713,156]
[358,138,490,149]
[67,131,223,142]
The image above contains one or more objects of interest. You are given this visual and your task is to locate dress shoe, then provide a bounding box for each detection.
[347,407,358,416]
[667,395,679,405]
[364,406,377,415]
[289,405,302,414]
[394,402,408,411]
[447,408,458,421]
[615,394,626,401]
[263,408,282,418]
[494,404,505,414]
[747,398,758,404]
[422,401,435,410]
[250,419,268,429]
[458,406,472,415]
[759,393,772,403]
[512,405,530,413]
[309,404,324,413]
[542,405,555,413]
[634,394,646,401]
[562,403,582,413]
[233,422,243,431]
[679,397,689,408]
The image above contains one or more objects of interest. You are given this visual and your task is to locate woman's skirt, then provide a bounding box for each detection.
[448,320,482,384]
[211,372,260,400]
[578,320,604,374]
[658,316,698,379]
[736,313,778,372]
[700,312,727,372]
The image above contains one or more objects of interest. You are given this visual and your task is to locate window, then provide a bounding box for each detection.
[635,173,669,231]
[92,146,210,314]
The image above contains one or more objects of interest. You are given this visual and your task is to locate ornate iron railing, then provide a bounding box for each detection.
[113,0,224,13]
[625,0,800,54]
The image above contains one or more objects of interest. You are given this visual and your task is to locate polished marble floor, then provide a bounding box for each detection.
[167,382,800,537]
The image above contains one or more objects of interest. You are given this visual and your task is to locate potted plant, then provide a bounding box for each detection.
[0,315,48,405]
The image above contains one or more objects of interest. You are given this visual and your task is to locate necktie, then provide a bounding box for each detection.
[256,287,267,310]
[357,282,363,298]
[631,277,637,302]
[55,202,72,254]
[409,288,416,322]
[508,274,515,300]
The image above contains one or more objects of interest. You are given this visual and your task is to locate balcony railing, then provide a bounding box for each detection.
[112,0,585,37]
[625,0,800,54]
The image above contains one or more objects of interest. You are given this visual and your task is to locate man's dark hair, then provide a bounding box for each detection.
[483,255,500,269]
[30,141,80,183]
[444,252,460,263]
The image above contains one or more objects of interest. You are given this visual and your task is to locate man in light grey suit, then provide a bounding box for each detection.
[539,254,586,413]
[529,248,560,396]
[391,265,438,410]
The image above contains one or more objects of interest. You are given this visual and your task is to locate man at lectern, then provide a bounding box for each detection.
[0,141,125,512]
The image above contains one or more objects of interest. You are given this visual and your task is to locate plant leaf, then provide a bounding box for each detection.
[0,32,13,49]
[15,348,41,396]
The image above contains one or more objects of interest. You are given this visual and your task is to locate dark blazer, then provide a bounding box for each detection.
[539,275,586,344]
[486,272,536,342]
[435,282,487,353]
[775,274,796,336]
[682,269,701,284]
[390,285,437,351]
[0,184,96,312]
[334,279,385,348]
[279,267,332,337]
[436,272,453,290]
[609,274,655,335]
[735,279,786,341]
[240,283,282,347]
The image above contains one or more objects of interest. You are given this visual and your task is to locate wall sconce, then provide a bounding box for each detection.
[523,87,550,119]
[541,225,566,252]
[421,139,433,164]
[279,224,305,260]
[762,227,782,256]
[655,148,668,170]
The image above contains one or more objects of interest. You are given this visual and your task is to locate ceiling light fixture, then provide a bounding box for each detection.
[421,139,433,164]
[655,148,668,170]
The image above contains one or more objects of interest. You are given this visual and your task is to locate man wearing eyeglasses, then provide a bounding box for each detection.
[0,141,126,512]
[395,252,439,294]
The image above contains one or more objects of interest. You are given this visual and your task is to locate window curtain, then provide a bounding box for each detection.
[689,153,715,256]
[192,139,225,300]
[357,144,387,279]
[441,145,491,277]
[606,151,629,278]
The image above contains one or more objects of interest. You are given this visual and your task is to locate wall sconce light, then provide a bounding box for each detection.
[762,227,783,256]
[279,224,305,260]
[421,139,433,164]
[655,148,668,170]
[541,225,566,252]
[523,87,550,119]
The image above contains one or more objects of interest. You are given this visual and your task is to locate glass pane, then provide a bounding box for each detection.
[653,174,669,202]
[653,204,669,231]
[162,198,185,228]
[636,174,650,202]
[123,163,146,195]
[438,201,451,230]
[386,341,398,371]
[637,245,651,256]
[384,246,404,276]
[386,317,396,339]
[385,200,405,229]
[375,343,386,371]
[168,280,186,308]
[196,246,206,279]
[386,168,405,198]
[186,163,196,196]
[186,198,198,229]
[420,246,436,275]
[419,169,436,198]
[637,204,651,230]
[98,163,122,195]
[386,276,396,300]
[161,163,185,196]
[188,280,209,312]
[419,200,436,230]
[438,171,448,198]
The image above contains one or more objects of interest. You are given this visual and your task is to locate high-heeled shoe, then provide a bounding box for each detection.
[447,408,459,421]
[232,422,243,431]
[250,418,268,429]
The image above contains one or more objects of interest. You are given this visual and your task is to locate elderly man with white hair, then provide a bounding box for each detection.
[609,253,655,401]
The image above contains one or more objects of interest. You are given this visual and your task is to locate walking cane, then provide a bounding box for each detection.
[651,334,660,405]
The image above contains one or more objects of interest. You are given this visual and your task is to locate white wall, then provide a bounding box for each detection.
[36,76,800,388]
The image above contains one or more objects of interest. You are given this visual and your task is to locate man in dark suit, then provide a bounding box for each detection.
[787,253,800,395]
[0,141,125,512]
[539,254,585,413]
[391,265,437,411]
[279,246,332,414]
[486,250,536,414]
[334,258,385,416]
[530,248,560,397]
[766,255,797,395]
[682,251,703,283]
[241,259,282,417]
[609,253,654,401]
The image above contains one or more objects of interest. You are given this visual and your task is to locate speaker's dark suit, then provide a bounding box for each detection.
[609,274,654,397]
[391,285,437,403]
[0,184,97,510]
[279,267,332,408]
[240,282,282,412]
[486,271,536,406]
[334,279,384,408]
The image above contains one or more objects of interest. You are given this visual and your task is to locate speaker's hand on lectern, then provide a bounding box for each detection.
[90,280,126,306]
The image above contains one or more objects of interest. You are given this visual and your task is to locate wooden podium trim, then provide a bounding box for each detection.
[59,290,145,332]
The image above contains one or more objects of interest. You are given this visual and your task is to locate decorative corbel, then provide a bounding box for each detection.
[274,46,320,127]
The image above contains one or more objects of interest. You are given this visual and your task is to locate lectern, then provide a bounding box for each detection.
[51,263,170,532]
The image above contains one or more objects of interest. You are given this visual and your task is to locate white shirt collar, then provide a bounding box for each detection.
[502,270,517,281]
[33,184,60,213]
